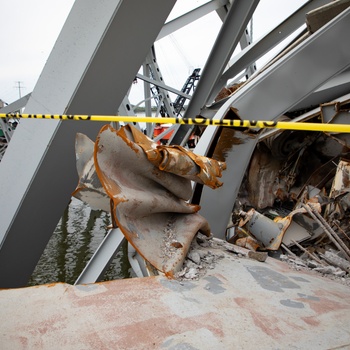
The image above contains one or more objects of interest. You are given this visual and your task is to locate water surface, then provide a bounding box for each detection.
[29,198,132,286]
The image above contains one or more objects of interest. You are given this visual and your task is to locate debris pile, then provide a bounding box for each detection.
[175,233,268,281]
[229,100,350,286]
[175,233,224,281]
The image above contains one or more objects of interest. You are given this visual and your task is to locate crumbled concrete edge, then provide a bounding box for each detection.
[174,233,266,281]
[174,232,350,288]
[174,233,225,281]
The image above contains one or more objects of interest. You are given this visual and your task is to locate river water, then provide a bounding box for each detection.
[28,197,132,286]
[28,115,153,286]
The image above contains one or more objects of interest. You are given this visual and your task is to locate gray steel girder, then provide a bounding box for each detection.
[170,0,260,146]
[171,0,332,146]
[0,94,31,114]
[0,0,176,288]
[136,73,192,101]
[208,0,332,103]
[196,6,350,239]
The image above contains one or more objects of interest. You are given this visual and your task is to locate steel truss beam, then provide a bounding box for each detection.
[195,6,350,239]
[136,73,192,101]
[171,0,333,146]
[171,0,260,146]
[0,94,31,115]
[144,50,177,118]
[0,0,176,288]
[208,0,332,103]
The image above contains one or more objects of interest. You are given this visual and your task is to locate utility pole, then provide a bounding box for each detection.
[14,81,24,98]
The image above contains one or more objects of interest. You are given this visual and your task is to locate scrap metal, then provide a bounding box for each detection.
[73,124,225,278]
[232,96,350,279]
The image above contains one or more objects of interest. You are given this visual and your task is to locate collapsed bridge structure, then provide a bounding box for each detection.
[1,0,350,348]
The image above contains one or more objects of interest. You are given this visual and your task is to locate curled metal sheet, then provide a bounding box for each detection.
[124,125,226,189]
[74,124,225,277]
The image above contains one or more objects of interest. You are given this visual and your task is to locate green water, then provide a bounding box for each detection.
[28,198,132,286]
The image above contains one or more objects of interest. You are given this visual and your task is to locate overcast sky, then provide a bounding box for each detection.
[0,0,307,107]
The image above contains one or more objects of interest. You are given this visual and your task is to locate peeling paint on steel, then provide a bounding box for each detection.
[1,249,350,349]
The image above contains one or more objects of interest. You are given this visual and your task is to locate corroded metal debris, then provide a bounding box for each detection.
[230,98,350,284]
[73,124,225,278]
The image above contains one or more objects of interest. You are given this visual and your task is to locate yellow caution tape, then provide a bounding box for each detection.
[1,113,350,133]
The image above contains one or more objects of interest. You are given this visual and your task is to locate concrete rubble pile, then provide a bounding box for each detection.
[175,233,268,281]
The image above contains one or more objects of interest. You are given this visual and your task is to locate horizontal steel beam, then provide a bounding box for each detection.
[0,94,31,114]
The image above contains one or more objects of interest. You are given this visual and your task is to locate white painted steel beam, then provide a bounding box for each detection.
[196,6,350,239]
[0,0,176,288]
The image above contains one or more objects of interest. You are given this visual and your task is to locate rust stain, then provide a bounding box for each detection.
[234,297,284,338]
[107,312,225,349]
[170,242,183,248]
[64,277,225,348]
[212,128,246,162]
[297,295,350,315]
[301,316,320,327]
[20,313,68,343]
[18,336,29,347]
[283,318,306,332]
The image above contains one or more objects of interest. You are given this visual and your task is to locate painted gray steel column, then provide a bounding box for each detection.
[0,0,175,288]
[170,0,260,146]
[197,7,350,238]
[207,0,331,103]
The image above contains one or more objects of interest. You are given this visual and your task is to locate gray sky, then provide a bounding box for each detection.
[1,0,74,104]
[0,0,307,107]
